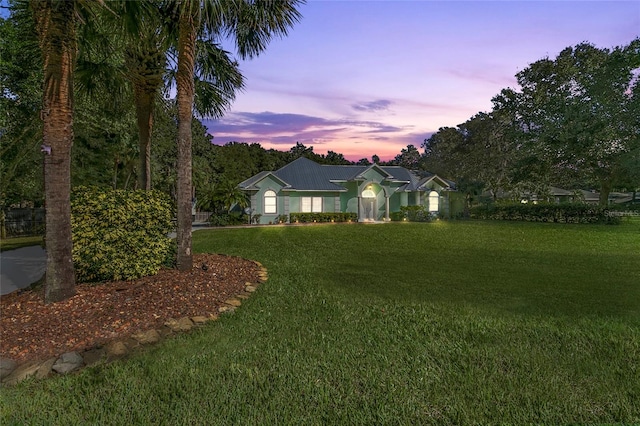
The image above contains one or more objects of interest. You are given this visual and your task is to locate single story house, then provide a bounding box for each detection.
[238,157,456,224]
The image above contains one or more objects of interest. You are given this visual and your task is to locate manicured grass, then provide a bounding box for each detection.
[0,236,43,252]
[2,221,639,424]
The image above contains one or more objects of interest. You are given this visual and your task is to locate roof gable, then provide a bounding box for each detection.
[238,171,289,190]
[418,175,453,190]
[353,164,394,181]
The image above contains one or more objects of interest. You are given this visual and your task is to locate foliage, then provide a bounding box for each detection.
[422,109,523,198]
[389,211,405,221]
[289,212,358,223]
[511,39,640,204]
[390,144,422,169]
[469,202,620,224]
[0,10,44,208]
[399,205,432,222]
[71,186,174,282]
[276,214,288,224]
[208,212,246,227]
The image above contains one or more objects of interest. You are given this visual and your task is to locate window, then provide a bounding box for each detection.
[264,190,277,214]
[428,191,439,213]
[301,196,322,213]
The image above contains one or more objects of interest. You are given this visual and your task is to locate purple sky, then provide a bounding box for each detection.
[204,0,640,162]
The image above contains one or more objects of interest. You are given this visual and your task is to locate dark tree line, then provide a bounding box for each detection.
[421,39,640,206]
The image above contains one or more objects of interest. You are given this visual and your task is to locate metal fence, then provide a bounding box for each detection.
[1,208,46,237]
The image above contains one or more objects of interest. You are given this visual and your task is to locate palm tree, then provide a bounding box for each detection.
[31,0,81,303]
[174,0,303,270]
[126,30,168,191]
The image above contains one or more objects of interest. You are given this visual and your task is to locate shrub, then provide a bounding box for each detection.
[399,205,432,222]
[276,214,288,224]
[289,212,357,223]
[71,187,174,283]
[390,211,405,221]
[209,212,248,227]
[469,202,620,224]
[209,213,230,227]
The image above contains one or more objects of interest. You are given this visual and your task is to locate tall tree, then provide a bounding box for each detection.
[391,144,421,170]
[514,39,640,205]
[175,1,197,270]
[30,0,82,302]
[174,0,303,270]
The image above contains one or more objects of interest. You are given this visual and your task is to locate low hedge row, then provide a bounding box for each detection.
[469,202,620,224]
[289,212,358,223]
[71,187,174,283]
[209,212,247,227]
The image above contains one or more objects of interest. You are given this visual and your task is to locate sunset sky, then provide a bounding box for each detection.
[204,0,639,161]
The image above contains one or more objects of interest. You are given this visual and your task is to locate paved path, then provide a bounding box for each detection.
[0,246,46,296]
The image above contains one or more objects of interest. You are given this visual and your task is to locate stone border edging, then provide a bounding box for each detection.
[0,262,268,387]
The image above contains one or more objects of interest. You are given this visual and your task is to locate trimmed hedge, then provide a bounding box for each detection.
[469,202,620,224]
[71,187,174,282]
[289,212,358,223]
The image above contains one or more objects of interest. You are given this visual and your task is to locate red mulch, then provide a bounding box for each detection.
[0,254,261,363]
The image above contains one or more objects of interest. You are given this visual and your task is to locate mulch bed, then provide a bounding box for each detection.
[0,254,261,363]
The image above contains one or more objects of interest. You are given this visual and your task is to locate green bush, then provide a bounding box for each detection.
[209,212,247,227]
[71,187,174,282]
[289,212,358,223]
[469,202,620,224]
[390,211,405,221]
[399,205,432,222]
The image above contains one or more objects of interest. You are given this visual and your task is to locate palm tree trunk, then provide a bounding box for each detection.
[33,0,77,303]
[134,85,153,190]
[175,8,196,271]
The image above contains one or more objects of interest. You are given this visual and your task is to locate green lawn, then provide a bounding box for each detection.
[0,236,43,252]
[2,221,639,424]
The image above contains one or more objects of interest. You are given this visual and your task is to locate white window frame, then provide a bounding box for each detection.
[428,190,439,213]
[301,196,322,213]
[264,190,277,214]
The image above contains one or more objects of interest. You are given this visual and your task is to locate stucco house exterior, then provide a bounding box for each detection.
[238,157,456,224]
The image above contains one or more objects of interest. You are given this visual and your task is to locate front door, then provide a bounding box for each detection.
[365,198,377,221]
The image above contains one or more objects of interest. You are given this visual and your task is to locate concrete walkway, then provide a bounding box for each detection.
[0,246,46,296]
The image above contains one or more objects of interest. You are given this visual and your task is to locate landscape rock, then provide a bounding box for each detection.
[0,358,17,380]
[165,317,193,332]
[124,337,141,350]
[191,316,208,324]
[224,298,242,307]
[52,352,84,374]
[219,305,235,314]
[106,341,128,358]
[245,285,257,293]
[35,357,57,379]
[132,329,161,345]
[2,361,41,386]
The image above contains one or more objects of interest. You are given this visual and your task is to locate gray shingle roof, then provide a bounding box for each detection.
[239,157,453,192]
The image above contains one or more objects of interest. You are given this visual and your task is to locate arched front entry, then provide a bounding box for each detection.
[358,182,390,222]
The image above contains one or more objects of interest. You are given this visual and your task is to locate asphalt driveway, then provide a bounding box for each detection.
[0,246,46,296]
